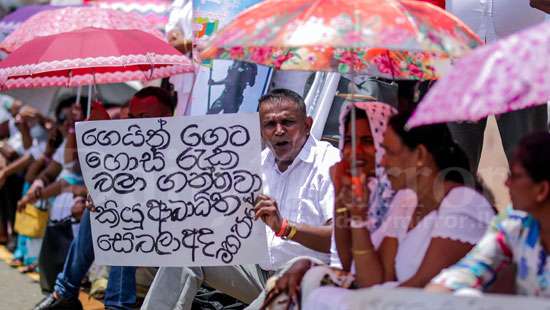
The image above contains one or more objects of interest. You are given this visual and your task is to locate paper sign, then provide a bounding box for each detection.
[76,113,268,266]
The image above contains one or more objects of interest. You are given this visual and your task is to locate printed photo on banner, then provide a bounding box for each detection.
[189,0,272,116]
[75,113,269,267]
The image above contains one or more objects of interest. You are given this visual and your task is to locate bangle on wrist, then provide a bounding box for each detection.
[335,207,348,214]
[276,218,289,237]
[282,224,297,240]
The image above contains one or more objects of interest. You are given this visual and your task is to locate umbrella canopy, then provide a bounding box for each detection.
[406,21,550,128]
[0,27,194,89]
[0,5,66,38]
[200,0,482,79]
[0,7,164,53]
[84,0,172,31]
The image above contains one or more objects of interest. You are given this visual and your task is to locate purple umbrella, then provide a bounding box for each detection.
[407,21,550,128]
[0,5,69,38]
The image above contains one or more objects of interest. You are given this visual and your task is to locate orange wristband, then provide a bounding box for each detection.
[276,219,289,237]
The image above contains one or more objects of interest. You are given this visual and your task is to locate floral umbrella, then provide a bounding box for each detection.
[0,27,193,89]
[406,21,550,128]
[200,0,482,80]
[0,7,164,53]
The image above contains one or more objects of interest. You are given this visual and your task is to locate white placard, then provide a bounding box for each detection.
[76,113,268,266]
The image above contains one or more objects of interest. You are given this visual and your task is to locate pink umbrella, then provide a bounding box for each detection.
[0,5,69,39]
[0,27,193,89]
[0,7,164,53]
[84,0,172,31]
[407,21,550,128]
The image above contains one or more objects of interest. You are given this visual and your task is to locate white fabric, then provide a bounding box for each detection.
[447,0,548,43]
[304,187,493,310]
[167,0,195,116]
[260,136,340,271]
[52,139,66,165]
[25,140,46,160]
[6,131,23,155]
[49,192,80,236]
[165,0,192,37]
[377,187,493,284]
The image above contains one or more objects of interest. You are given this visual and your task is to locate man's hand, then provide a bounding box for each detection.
[167,29,193,54]
[85,194,97,212]
[27,179,45,201]
[254,194,284,233]
[530,0,550,13]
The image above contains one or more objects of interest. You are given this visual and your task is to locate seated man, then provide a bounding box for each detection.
[141,88,340,310]
[35,87,176,310]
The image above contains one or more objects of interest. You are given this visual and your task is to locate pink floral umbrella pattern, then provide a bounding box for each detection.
[0,7,164,53]
[201,0,482,80]
[407,21,550,128]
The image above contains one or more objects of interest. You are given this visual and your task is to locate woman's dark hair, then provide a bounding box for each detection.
[55,96,89,122]
[388,112,472,185]
[515,132,550,183]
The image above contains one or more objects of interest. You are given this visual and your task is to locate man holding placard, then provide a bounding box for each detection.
[142,89,340,310]
[35,87,176,310]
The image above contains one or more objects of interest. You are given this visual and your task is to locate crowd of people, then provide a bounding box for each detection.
[0,86,547,310]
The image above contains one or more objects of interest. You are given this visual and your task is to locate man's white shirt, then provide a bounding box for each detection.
[260,136,340,271]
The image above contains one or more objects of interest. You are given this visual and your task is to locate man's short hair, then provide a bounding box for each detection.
[258,89,307,118]
[134,86,175,112]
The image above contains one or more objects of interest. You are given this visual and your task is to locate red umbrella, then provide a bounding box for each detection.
[0,27,194,90]
[0,7,164,53]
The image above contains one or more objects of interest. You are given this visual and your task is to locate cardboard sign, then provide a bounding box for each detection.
[76,113,268,266]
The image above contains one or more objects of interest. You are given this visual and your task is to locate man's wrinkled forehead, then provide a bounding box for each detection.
[259,99,305,119]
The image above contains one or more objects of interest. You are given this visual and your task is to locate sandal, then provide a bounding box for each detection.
[20,264,38,273]
[9,259,23,268]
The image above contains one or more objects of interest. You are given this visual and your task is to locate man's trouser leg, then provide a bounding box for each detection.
[142,265,270,310]
[104,266,137,310]
[141,266,203,310]
[54,209,94,299]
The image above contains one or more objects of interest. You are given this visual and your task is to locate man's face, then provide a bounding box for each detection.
[128,95,172,119]
[259,99,311,166]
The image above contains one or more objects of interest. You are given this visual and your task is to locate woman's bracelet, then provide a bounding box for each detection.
[282,224,298,240]
[335,207,348,214]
